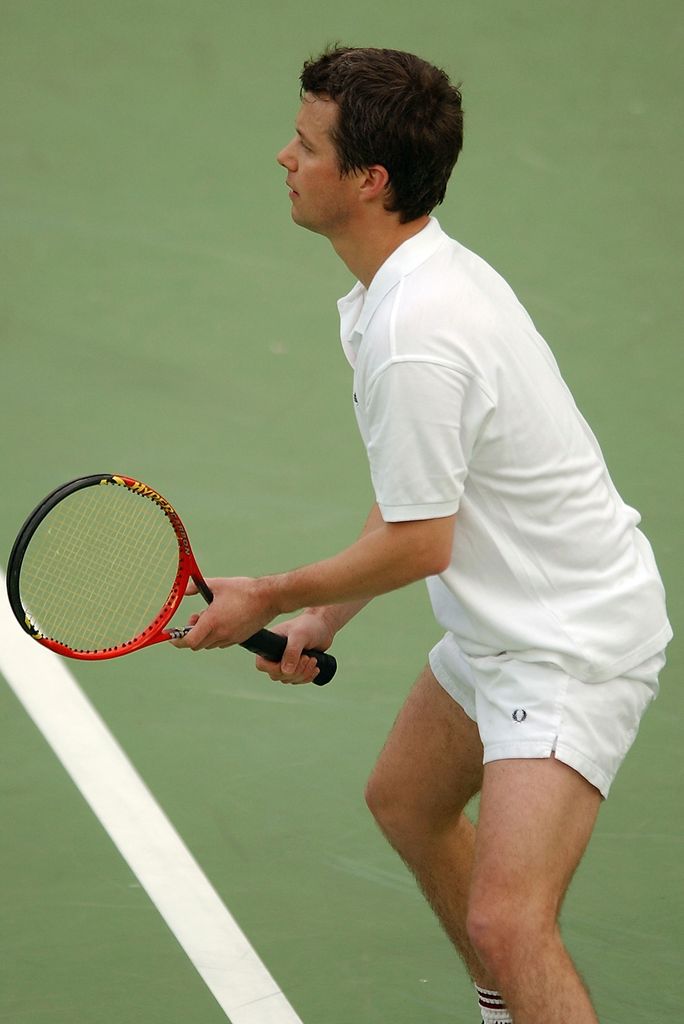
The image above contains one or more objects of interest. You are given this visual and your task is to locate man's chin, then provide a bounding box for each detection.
[290,208,325,237]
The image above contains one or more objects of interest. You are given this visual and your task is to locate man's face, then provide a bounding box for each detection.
[276,93,361,238]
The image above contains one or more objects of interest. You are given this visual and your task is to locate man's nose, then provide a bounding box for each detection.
[276,139,297,170]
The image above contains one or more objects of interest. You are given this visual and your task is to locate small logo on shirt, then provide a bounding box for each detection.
[512,708,528,723]
[353,391,359,404]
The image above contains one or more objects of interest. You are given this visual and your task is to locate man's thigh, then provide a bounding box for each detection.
[472,757,602,917]
[368,664,485,824]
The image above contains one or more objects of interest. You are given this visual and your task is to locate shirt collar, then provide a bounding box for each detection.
[338,218,447,364]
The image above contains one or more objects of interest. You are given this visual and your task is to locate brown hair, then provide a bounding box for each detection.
[300,46,463,223]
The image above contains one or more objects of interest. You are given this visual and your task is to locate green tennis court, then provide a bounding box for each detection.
[1,2,681,1021]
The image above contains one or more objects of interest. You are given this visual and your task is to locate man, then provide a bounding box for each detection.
[175,47,671,1023]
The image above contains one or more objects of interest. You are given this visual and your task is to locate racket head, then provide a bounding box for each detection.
[6,474,203,660]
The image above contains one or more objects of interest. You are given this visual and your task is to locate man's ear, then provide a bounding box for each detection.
[359,164,390,201]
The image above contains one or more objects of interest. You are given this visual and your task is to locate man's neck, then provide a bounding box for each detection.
[332,215,430,288]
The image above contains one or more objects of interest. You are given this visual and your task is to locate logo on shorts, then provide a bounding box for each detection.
[512,708,528,723]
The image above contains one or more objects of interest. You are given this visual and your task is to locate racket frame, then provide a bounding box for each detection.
[6,474,212,660]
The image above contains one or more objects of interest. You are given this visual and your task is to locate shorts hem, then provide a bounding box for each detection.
[482,740,612,798]
[555,741,612,799]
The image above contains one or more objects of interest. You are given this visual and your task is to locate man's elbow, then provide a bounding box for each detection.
[413,527,454,578]
[421,547,452,578]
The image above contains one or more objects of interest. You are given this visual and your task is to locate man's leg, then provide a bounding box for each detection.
[364,664,495,988]
[467,757,602,1023]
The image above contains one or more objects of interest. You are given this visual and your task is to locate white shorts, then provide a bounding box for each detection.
[429,633,665,798]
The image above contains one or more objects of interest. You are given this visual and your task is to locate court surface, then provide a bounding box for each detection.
[1,2,682,1021]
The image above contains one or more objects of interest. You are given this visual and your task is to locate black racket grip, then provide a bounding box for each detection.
[240,628,337,686]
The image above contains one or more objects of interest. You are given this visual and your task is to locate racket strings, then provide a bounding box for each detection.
[20,484,180,650]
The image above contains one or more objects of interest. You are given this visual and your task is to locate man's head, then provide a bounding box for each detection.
[299,46,463,224]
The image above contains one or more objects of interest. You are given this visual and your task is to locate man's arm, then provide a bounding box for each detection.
[254,504,388,681]
[175,504,455,652]
[267,507,453,612]
[296,503,387,640]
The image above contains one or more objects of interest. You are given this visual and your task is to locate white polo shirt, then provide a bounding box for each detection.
[338,218,671,683]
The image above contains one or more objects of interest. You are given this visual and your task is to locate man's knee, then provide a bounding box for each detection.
[364,764,444,852]
[364,763,475,859]
[465,887,558,977]
[364,767,407,839]
[466,895,514,971]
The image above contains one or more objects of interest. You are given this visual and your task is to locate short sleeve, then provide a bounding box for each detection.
[363,359,494,521]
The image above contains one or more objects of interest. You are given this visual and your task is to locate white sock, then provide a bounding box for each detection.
[476,985,512,1023]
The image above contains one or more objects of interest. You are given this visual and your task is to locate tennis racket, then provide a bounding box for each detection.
[5,474,337,685]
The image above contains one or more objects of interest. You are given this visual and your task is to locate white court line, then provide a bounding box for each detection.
[0,575,304,1024]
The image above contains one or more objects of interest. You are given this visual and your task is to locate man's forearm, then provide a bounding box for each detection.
[259,507,455,621]
[302,505,384,633]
